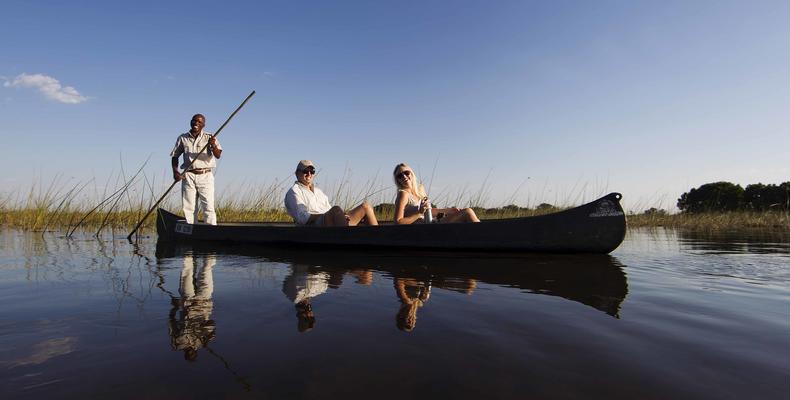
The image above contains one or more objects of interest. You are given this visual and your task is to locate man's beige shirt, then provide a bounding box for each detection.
[170,130,222,170]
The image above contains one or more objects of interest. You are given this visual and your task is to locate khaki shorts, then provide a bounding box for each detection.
[306,213,326,226]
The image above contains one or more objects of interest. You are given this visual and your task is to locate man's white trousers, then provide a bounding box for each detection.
[181,172,217,225]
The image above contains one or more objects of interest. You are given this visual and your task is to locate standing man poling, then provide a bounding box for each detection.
[170,114,222,225]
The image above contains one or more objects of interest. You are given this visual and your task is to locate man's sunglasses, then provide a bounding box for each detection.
[300,167,316,175]
[396,170,411,179]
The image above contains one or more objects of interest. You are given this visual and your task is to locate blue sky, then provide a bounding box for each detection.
[2,0,789,211]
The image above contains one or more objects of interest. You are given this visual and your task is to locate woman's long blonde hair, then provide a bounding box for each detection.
[393,163,427,198]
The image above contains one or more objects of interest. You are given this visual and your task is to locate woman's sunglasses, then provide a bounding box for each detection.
[396,170,412,179]
[300,167,316,175]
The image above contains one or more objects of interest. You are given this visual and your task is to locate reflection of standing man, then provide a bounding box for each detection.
[169,253,216,361]
[170,114,222,225]
[282,264,329,333]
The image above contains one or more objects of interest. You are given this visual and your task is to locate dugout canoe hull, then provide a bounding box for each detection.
[155,192,627,254]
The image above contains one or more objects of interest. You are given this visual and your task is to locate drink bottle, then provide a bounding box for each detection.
[423,197,433,223]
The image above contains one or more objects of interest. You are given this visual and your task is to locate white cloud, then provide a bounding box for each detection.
[10,337,78,367]
[3,73,87,104]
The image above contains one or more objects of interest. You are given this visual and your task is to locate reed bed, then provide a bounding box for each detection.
[628,211,790,230]
[8,195,789,233]
[3,175,789,233]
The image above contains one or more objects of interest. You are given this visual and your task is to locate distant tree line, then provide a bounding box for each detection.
[677,181,790,213]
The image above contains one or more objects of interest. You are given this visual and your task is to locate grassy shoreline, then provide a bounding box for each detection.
[626,211,790,230]
[3,206,789,232]
[3,176,788,232]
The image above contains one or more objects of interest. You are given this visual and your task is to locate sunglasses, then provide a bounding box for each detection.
[396,170,412,179]
[300,167,316,175]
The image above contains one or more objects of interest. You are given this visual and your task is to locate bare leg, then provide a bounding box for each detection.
[322,206,348,227]
[439,207,480,223]
[465,208,480,222]
[347,201,379,226]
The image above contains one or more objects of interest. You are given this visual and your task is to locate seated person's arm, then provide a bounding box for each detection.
[394,191,424,225]
[285,190,312,225]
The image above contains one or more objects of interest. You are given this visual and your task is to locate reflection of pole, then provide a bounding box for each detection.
[131,243,177,298]
[205,345,252,392]
[94,236,155,311]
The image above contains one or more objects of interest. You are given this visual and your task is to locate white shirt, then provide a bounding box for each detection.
[284,181,332,225]
[170,130,222,170]
[282,265,329,304]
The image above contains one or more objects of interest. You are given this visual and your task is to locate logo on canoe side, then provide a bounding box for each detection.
[589,199,624,218]
[175,222,193,235]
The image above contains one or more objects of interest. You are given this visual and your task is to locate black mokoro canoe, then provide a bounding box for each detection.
[156,192,626,253]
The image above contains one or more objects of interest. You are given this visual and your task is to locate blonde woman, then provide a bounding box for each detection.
[393,163,480,224]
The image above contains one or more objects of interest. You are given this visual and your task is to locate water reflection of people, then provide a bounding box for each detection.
[349,269,373,285]
[282,265,330,333]
[433,277,477,296]
[394,276,478,331]
[168,253,216,361]
[394,278,431,332]
[327,268,374,288]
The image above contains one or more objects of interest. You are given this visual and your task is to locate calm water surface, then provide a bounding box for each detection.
[1,228,789,399]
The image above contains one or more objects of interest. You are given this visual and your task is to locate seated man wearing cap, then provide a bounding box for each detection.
[284,160,379,227]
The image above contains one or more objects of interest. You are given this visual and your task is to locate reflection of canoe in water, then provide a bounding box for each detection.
[155,242,629,318]
[157,193,627,254]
